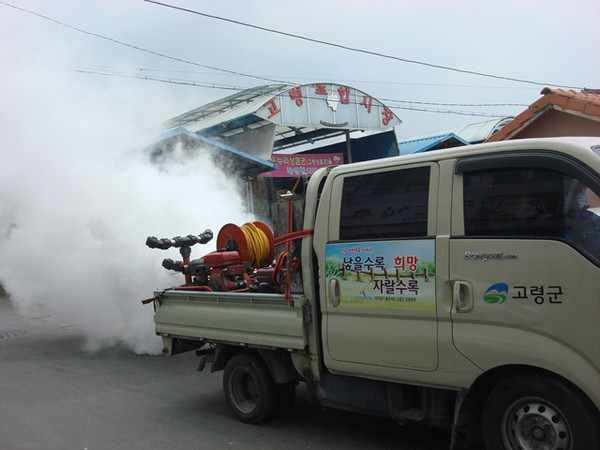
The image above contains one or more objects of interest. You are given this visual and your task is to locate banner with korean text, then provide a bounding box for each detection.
[260,153,344,177]
[325,240,436,311]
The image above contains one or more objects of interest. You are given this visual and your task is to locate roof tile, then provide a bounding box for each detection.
[486,87,600,142]
[584,103,600,116]
[568,100,586,112]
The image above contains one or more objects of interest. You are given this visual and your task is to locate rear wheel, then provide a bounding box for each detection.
[223,353,277,424]
[482,374,600,450]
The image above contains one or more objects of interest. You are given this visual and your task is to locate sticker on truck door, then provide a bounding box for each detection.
[325,240,435,311]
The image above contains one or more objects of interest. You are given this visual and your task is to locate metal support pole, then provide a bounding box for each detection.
[246,178,254,215]
[345,130,352,164]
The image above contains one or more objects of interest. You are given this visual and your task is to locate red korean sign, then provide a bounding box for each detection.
[256,83,401,131]
[260,153,344,177]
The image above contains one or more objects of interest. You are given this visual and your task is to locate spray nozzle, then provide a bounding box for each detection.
[145,236,172,249]
[145,229,213,250]
[162,258,183,272]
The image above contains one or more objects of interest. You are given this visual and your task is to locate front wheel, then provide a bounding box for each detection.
[482,374,600,450]
[223,353,277,424]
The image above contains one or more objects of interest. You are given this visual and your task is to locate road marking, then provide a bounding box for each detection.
[0,330,26,340]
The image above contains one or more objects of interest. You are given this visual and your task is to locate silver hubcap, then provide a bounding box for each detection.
[502,397,571,450]
[230,368,258,414]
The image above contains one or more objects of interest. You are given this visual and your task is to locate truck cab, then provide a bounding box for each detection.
[312,137,600,449]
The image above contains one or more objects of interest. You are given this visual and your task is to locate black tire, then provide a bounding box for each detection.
[482,374,600,450]
[223,353,277,424]
[274,381,296,417]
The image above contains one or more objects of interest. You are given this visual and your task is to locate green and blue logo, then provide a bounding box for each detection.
[484,283,509,304]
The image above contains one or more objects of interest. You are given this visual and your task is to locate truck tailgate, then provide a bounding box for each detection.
[154,290,307,350]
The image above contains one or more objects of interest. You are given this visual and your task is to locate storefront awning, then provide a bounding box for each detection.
[145,126,277,178]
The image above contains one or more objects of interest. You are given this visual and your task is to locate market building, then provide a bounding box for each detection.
[145,83,402,220]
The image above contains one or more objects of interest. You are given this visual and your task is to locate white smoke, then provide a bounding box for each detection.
[0,30,253,355]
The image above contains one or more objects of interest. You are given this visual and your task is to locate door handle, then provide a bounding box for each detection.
[328,278,341,307]
[453,280,473,313]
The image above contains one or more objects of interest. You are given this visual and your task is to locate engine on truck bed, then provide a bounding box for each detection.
[145,220,306,295]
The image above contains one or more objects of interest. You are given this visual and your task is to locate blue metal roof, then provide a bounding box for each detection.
[147,83,403,177]
[146,126,277,177]
[160,83,402,152]
[397,132,470,155]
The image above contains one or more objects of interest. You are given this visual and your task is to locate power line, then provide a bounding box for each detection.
[63,65,528,108]
[2,0,580,91]
[80,66,544,90]
[145,0,585,91]
[0,0,568,99]
[0,0,286,85]
[383,99,527,107]
[0,0,522,120]
[35,62,516,118]
[70,66,512,118]
[4,57,523,115]
[391,105,510,118]
[4,59,254,90]
[68,67,247,91]
[41,63,545,91]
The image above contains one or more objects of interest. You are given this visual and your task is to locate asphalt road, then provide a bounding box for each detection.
[0,294,451,450]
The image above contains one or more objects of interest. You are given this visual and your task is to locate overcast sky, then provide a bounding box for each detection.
[0,0,599,353]
[2,0,599,139]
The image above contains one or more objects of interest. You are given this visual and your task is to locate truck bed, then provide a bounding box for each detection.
[154,290,307,353]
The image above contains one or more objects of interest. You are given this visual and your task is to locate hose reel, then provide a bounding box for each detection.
[216,221,275,270]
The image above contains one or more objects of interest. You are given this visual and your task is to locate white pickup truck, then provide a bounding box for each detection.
[146,137,600,450]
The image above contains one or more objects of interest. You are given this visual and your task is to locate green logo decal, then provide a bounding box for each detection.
[484,283,509,304]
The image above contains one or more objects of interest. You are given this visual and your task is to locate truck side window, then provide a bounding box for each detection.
[463,167,600,262]
[340,166,430,240]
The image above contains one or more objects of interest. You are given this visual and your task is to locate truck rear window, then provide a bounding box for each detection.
[339,166,430,240]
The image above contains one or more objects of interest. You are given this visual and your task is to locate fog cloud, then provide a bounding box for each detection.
[0,47,252,355]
